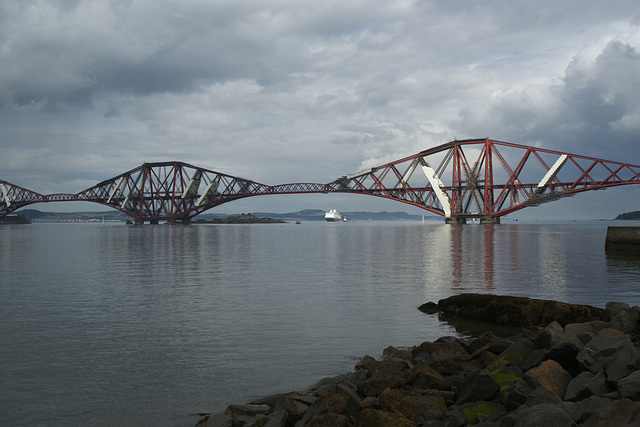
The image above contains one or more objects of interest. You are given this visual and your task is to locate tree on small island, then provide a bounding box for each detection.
[615,211,640,220]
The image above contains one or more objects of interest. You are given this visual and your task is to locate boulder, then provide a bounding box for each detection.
[563,396,611,424]
[456,369,500,404]
[564,369,609,401]
[500,403,574,427]
[432,294,605,327]
[411,340,468,364]
[523,360,572,399]
[617,370,640,400]
[580,398,640,427]
[577,334,640,382]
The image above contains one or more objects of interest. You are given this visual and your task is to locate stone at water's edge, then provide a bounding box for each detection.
[419,293,606,327]
[196,297,640,427]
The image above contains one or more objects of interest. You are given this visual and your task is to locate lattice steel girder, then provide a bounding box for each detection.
[333,138,640,219]
[2,138,640,222]
[0,181,47,216]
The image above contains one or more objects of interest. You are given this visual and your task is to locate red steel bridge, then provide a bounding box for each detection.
[2,138,640,224]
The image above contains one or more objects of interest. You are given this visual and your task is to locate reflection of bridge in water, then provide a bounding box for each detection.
[2,138,640,224]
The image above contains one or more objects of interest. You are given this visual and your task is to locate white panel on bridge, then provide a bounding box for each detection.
[181,177,202,198]
[537,154,568,189]
[401,159,419,184]
[346,168,373,180]
[107,176,127,204]
[196,181,219,206]
[420,165,452,217]
[1,183,12,207]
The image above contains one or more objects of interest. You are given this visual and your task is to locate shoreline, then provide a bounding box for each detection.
[196,294,640,426]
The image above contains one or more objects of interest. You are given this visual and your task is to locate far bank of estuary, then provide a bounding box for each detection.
[5,208,426,224]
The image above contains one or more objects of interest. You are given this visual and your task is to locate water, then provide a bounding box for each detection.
[1,220,639,426]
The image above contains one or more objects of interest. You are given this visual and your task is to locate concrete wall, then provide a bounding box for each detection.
[605,226,640,252]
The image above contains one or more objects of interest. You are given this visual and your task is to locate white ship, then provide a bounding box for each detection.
[324,209,342,222]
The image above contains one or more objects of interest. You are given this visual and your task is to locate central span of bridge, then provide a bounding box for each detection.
[2,138,639,224]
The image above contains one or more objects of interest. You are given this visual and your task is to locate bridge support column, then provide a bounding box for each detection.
[480,217,500,224]
[134,219,144,225]
[167,219,177,225]
[445,217,466,224]
[150,219,159,225]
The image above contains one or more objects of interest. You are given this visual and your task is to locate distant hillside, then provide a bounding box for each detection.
[246,209,426,222]
[14,208,429,223]
[615,211,640,220]
[195,213,285,224]
[16,209,128,222]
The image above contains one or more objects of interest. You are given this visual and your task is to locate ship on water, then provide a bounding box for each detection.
[324,209,342,222]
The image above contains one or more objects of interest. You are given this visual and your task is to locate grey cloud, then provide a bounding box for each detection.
[1,0,640,217]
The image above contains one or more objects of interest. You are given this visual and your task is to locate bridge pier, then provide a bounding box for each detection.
[445,217,467,224]
[480,217,500,224]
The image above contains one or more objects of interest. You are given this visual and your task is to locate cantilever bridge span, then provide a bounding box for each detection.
[2,138,640,224]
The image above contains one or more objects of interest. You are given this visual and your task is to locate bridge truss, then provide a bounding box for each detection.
[329,138,640,223]
[1,138,639,223]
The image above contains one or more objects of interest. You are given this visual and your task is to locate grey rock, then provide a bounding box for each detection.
[577,334,640,381]
[346,368,369,386]
[456,369,500,404]
[563,321,608,344]
[412,340,468,364]
[564,369,609,401]
[443,402,504,427]
[523,385,563,407]
[383,345,413,362]
[488,338,513,354]
[263,409,289,427]
[563,396,611,423]
[335,382,363,416]
[520,348,546,371]
[523,359,572,400]
[224,404,270,417]
[610,309,640,334]
[195,413,233,427]
[581,398,640,427]
[354,354,376,370]
[508,403,574,427]
[605,301,631,320]
[533,321,564,349]
[617,370,640,400]
[295,373,350,396]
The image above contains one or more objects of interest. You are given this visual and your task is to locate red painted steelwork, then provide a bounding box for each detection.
[2,139,640,223]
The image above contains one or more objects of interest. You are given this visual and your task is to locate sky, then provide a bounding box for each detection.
[1,0,639,219]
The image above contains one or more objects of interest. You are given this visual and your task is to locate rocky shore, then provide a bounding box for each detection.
[196,294,640,426]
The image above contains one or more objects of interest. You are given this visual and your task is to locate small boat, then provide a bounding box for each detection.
[324,209,342,222]
[295,219,301,225]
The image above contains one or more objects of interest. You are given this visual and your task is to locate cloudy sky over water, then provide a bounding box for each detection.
[1,0,639,218]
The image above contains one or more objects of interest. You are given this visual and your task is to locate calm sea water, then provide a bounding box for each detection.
[1,220,640,426]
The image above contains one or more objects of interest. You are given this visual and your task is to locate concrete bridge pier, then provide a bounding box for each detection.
[480,217,500,224]
[445,217,467,224]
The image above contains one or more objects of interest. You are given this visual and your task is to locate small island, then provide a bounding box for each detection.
[616,211,640,220]
[0,214,31,224]
[194,213,285,224]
